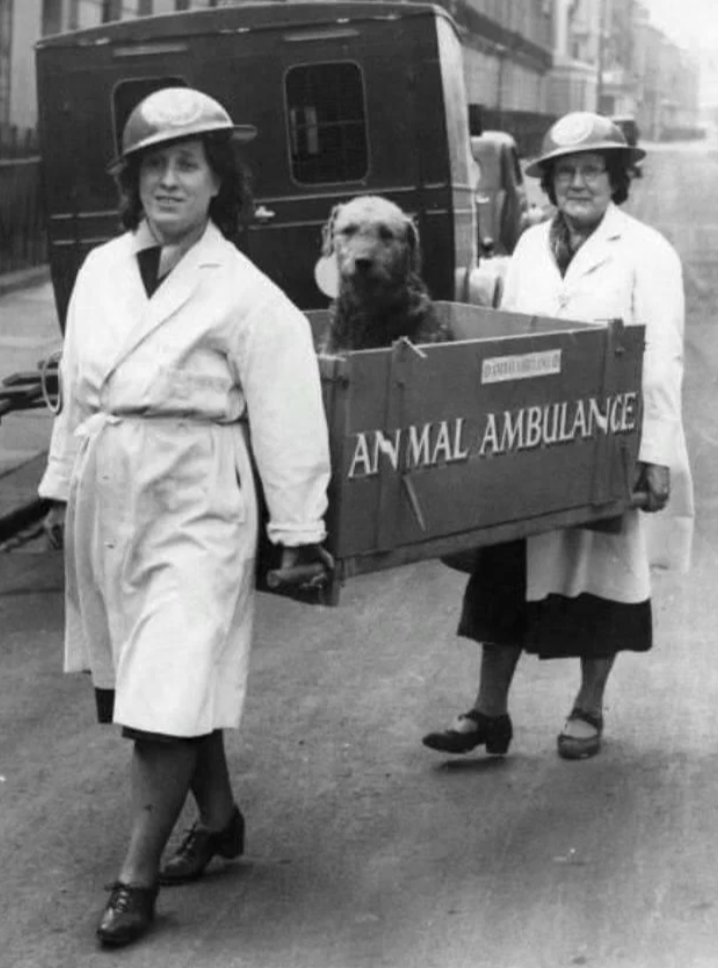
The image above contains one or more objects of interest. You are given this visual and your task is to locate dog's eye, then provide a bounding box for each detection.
[378,226,395,242]
[339,223,357,237]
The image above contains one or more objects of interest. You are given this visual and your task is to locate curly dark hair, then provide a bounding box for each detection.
[114,132,254,242]
[539,150,632,207]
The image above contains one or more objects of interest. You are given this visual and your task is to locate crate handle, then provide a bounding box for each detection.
[266,562,329,590]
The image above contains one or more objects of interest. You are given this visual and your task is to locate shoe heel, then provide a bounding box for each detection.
[486,735,511,755]
[485,717,513,755]
[218,806,245,859]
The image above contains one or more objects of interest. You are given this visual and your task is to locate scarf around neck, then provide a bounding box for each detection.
[549,211,602,277]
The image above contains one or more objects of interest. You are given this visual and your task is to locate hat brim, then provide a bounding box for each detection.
[525,143,646,178]
[107,124,258,175]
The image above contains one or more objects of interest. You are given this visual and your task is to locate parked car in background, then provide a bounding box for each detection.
[470,130,544,257]
[611,115,643,177]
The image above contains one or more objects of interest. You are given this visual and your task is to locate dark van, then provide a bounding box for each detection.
[36,1,500,330]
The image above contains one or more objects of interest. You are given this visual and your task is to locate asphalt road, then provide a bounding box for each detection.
[1,137,718,968]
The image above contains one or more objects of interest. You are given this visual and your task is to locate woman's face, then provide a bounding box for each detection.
[139,139,220,244]
[552,151,612,228]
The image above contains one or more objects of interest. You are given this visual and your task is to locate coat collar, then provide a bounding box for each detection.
[564,202,628,280]
[103,220,227,381]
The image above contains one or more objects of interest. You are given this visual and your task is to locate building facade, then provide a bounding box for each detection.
[448,0,554,113]
[547,0,600,114]
[631,1,700,138]
[0,0,223,132]
[0,0,704,138]
[546,0,701,130]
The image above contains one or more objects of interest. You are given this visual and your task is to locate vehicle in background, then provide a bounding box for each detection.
[611,115,643,178]
[35,1,507,331]
[470,130,545,258]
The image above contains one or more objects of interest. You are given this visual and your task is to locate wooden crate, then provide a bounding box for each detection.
[304,301,644,602]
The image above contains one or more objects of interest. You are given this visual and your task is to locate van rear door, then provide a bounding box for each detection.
[37,4,459,321]
[235,12,449,309]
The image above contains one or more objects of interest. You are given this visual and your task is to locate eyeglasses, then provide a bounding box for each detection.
[554,163,607,185]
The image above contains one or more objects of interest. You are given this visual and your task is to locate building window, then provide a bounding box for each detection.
[0,0,10,126]
[138,0,154,15]
[101,0,123,22]
[285,62,368,184]
[175,0,190,9]
[41,0,63,36]
[68,0,80,30]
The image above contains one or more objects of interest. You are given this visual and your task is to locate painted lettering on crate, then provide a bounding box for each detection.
[347,391,639,479]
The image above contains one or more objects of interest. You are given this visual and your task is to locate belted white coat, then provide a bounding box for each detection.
[501,203,694,604]
[39,221,330,736]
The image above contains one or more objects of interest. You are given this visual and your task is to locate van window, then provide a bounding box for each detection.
[112,77,187,157]
[285,62,368,184]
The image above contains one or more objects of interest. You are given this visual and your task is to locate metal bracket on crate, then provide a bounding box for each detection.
[590,318,624,507]
[401,474,428,532]
[374,338,426,553]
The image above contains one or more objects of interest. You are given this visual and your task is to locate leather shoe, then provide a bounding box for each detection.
[557,708,603,760]
[96,881,158,948]
[422,709,513,755]
[159,804,245,885]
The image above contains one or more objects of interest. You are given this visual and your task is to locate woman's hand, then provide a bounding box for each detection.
[632,462,670,513]
[267,543,335,592]
[43,501,67,549]
[279,543,334,584]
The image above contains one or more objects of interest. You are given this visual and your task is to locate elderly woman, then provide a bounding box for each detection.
[39,87,331,947]
[423,112,693,763]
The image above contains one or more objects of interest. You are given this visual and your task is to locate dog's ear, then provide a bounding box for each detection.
[321,204,342,257]
[405,216,423,273]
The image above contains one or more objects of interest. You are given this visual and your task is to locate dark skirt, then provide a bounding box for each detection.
[457,540,652,659]
[94,688,210,742]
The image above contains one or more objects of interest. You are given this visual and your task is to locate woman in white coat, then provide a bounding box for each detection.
[39,88,331,947]
[423,112,693,762]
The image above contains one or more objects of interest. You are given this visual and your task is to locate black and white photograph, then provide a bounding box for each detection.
[0,0,715,965]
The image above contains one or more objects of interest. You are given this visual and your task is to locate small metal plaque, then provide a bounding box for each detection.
[482,349,562,384]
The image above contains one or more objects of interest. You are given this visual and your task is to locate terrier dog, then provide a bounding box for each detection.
[317,195,451,352]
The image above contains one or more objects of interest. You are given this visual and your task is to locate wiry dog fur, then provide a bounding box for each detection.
[319,195,451,352]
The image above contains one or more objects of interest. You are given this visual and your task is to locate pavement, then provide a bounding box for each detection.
[0,264,50,299]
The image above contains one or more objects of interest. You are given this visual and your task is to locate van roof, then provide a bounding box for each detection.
[36,0,456,49]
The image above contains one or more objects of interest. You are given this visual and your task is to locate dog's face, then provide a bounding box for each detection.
[322,196,421,295]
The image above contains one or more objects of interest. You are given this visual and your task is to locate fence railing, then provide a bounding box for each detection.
[0,125,47,276]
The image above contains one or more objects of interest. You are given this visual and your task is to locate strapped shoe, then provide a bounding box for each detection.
[159,804,245,886]
[557,708,604,760]
[422,709,513,755]
[96,881,158,948]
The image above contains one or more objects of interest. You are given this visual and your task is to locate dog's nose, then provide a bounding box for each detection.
[354,257,373,273]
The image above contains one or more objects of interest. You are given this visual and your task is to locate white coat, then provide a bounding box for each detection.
[39,221,330,736]
[501,203,694,604]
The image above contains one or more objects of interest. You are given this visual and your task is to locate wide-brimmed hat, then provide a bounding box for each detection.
[525,111,645,178]
[109,87,257,173]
